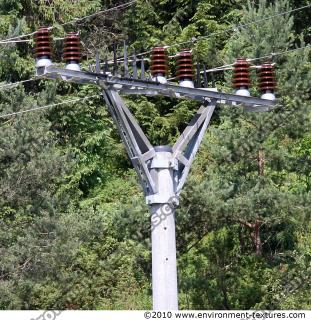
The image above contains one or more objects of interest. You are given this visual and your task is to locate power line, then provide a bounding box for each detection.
[0,0,136,44]
[0,32,37,44]
[247,45,310,62]
[0,77,41,91]
[167,45,310,80]
[0,94,100,119]
[89,2,310,68]
[1,45,307,90]
[130,3,311,60]
[60,0,136,26]
[1,45,308,90]
[171,3,311,49]
[207,45,311,73]
[0,1,306,49]
[0,37,67,44]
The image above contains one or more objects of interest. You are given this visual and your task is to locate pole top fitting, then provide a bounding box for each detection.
[154,145,172,152]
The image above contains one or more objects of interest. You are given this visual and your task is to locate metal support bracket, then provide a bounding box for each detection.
[101,88,216,200]
[173,101,217,194]
[42,66,276,109]
[101,89,157,195]
[38,65,275,199]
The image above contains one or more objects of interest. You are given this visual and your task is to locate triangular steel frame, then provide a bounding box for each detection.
[102,88,216,201]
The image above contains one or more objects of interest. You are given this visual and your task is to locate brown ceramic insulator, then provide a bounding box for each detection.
[151,46,168,76]
[177,50,193,80]
[259,63,276,92]
[233,58,250,89]
[63,33,81,62]
[34,27,52,58]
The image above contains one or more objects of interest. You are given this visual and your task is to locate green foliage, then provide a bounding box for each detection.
[0,0,310,311]
[179,227,270,309]
[0,86,70,216]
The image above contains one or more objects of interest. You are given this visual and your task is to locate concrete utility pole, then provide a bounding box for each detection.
[37,56,275,310]
[150,146,178,310]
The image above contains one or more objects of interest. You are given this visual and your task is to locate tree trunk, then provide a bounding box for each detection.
[238,219,263,255]
[250,220,263,255]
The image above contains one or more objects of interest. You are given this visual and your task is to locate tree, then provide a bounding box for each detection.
[176,0,310,309]
[0,0,310,310]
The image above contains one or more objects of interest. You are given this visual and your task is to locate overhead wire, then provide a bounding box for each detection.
[169,3,311,50]
[204,45,310,74]
[0,2,306,52]
[1,0,307,72]
[0,31,37,44]
[166,45,310,80]
[247,45,310,62]
[0,3,308,92]
[0,0,136,44]
[0,37,68,44]
[0,94,100,119]
[0,47,308,118]
[60,0,136,27]
[0,77,42,91]
[87,2,310,69]
[1,45,308,90]
[122,3,311,61]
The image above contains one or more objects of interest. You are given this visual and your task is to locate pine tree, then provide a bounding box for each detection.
[177,0,310,309]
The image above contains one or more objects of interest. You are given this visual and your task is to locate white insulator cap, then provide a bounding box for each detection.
[179,79,194,88]
[235,87,251,96]
[35,57,52,69]
[261,90,276,101]
[65,62,81,72]
[152,74,167,84]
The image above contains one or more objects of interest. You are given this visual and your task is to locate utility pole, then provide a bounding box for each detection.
[150,146,178,310]
[34,29,276,309]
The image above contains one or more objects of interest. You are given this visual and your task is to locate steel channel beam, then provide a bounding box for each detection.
[43,66,276,107]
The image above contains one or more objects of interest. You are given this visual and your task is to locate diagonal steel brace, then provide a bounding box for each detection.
[102,89,157,195]
[173,101,217,194]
